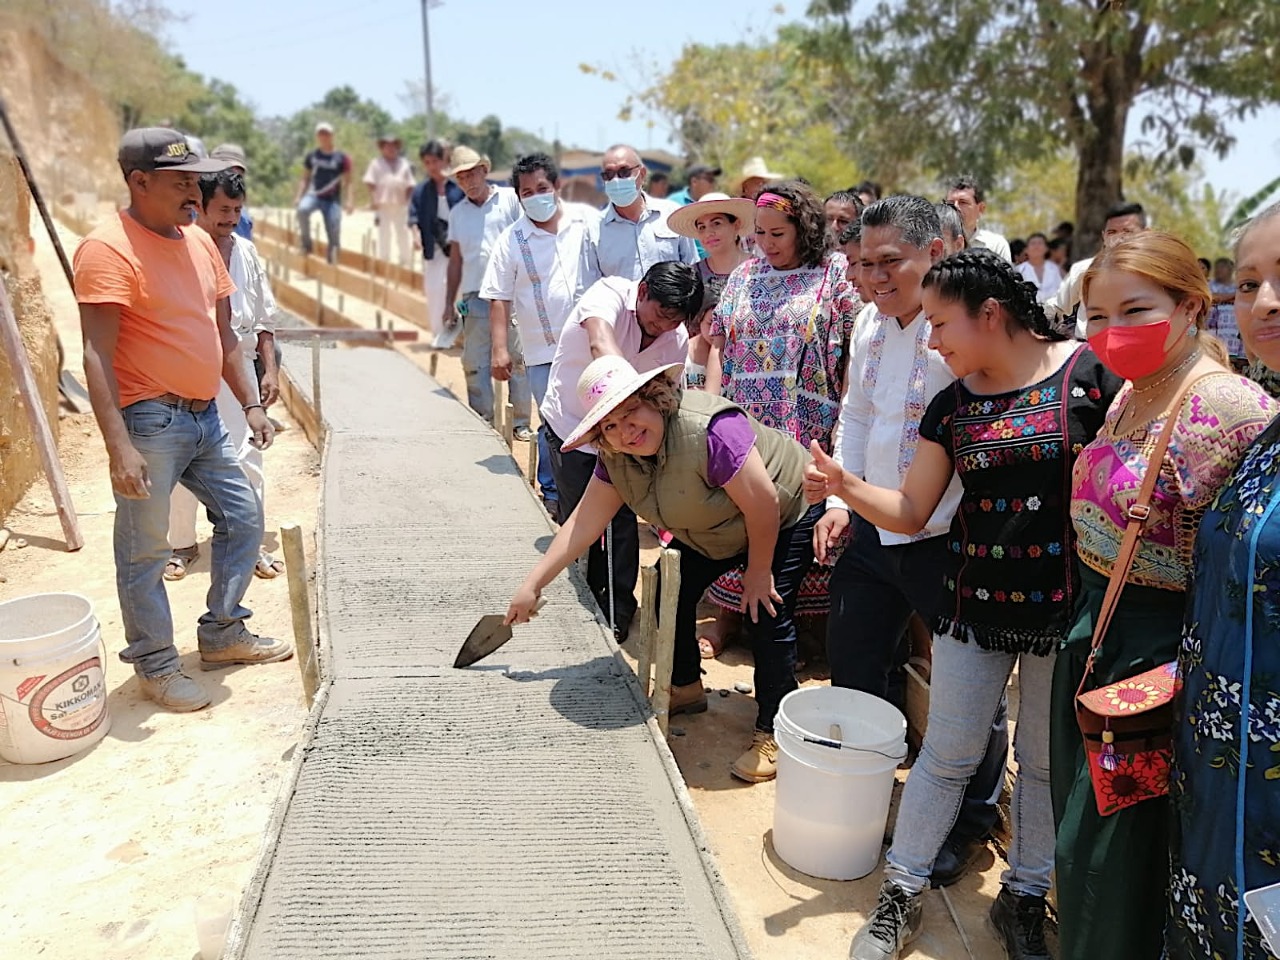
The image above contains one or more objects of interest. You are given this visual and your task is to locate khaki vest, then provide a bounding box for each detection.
[601,391,808,560]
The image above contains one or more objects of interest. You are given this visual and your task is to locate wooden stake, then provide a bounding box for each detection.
[279,523,319,706]
[502,402,515,449]
[652,548,681,735]
[525,430,538,486]
[429,352,439,377]
[493,378,507,436]
[635,565,658,698]
[310,341,322,426]
[375,310,383,330]
[0,283,82,550]
[316,279,325,326]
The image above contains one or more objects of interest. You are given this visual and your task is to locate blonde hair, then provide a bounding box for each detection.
[584,374,682,452]
[1082,231,1229,365]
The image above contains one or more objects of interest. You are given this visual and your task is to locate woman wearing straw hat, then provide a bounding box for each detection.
[666,193,755,390]
[505,355,823,782]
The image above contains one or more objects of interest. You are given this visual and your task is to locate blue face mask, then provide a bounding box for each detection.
[520,191,558,223]
[604,174,640,207]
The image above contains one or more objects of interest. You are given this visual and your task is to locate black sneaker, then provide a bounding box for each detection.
[848,880,923,960]
[987,886,1050,959]
[930,836,987,887]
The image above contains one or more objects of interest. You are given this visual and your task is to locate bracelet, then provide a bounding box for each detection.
[243,404,264,412]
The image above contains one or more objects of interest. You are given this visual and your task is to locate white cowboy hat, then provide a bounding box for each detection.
[731,156,785,193]
[562,356,684,452]
[666,192,757,239]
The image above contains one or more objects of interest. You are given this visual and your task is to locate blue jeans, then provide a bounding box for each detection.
[297,194,342,263]
[114,399,262,677]
[460,295,531,428]
[885,632,1057,898]
[525,362,557,503]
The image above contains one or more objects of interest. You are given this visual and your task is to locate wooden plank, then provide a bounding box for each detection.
[0,282,82,551]
[279,522,320,706]
[651,548,681,736]
[635,566,658,698]
[273,329,418,342]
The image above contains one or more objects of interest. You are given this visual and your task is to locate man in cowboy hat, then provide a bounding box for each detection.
[444,145,533,438]
[581,143,697,286]
[363,133,416,269]
[733,156,785,200]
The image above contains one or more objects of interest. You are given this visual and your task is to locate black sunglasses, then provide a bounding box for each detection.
[601,165,639,182]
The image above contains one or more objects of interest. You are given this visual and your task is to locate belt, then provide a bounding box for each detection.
[153,393,213,412]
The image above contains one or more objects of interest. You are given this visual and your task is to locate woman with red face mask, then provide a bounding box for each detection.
[1052,232,1278,960]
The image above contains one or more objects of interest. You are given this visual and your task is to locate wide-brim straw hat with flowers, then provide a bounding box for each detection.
[666,192,757,239]
[562,356,685,452]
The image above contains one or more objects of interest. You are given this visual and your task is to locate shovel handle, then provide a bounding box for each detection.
[529,597,548,617]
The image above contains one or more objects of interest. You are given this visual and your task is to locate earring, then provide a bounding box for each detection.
[1187,325,1199,338]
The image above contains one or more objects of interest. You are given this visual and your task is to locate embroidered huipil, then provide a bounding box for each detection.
[830,303,962,545]
[920,348,1120,654]
[1071,372,1277,591]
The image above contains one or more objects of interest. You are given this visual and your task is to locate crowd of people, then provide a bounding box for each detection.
[73,122,1280,960]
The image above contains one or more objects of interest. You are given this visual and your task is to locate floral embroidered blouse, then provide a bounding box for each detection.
[1071,372,1277,592]
[920,347,1121,655]
[709,252,860,453]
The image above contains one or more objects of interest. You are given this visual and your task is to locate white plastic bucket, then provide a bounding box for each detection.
[772,686,907,880]
[0,593,112,764]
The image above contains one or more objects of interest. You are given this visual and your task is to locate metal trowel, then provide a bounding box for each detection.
[453,598,546,668]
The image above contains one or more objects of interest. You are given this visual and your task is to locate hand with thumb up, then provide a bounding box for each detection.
[803,439,847,505]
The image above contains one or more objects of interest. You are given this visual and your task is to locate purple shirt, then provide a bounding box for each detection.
[594,410,756,487]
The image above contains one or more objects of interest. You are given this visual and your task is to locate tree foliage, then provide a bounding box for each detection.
[803,0,1280,255]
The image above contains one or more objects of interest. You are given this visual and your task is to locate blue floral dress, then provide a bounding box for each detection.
[1171,414,1280,959]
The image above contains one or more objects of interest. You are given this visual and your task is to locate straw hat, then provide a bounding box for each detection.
[447,145,489,176]
[666,192,756,239]
[562,356,684,452]
[732,156,785,193]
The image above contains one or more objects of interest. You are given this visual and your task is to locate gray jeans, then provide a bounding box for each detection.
[460,295,531,428]
[885,632,1056,898]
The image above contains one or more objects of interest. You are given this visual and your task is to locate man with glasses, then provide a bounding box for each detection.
[582,144,696,285]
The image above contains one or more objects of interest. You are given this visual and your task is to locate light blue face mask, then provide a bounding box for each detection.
[604,174,640,207]
[520,191,558,223]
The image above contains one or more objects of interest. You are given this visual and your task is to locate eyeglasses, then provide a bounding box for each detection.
[601,165,638,182]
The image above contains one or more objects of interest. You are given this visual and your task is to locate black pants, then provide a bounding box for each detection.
[827,514,1009,843]
[544,424,639,634]
[669,504,821,733]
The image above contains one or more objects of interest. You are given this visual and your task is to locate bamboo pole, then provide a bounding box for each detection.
[0,283,82,550]
[279,523,319,705]
[652,548,681,735]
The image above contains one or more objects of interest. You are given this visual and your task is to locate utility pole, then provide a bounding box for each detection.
[420,0,440,139]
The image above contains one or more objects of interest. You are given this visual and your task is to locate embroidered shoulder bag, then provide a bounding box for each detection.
[1074,379,1200,816]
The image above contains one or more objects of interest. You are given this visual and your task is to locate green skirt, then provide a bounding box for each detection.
[1050,565,1185,960]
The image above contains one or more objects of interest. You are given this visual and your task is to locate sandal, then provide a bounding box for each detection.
[163,545,199,581]
[254,552,286,579]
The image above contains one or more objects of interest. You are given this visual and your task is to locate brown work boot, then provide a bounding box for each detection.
[669,681,709,717]
[200,634,294,671]
[139,671,212,712]
[731,730,779,783]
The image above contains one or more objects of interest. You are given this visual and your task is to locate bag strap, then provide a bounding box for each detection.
[1078,373,1207,692]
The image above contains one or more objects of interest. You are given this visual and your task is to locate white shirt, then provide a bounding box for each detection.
[479,203,593,367]
[582,193,697,284]
[448,186,522,294]
[228,236,279,353]
[829,303,963,545]
[362,155,415,208]
[1042,256,1093,341]
[541,277,689,454]
[1016,259,1064,303]
[972,228,1012,263]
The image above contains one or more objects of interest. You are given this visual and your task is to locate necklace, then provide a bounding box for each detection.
[1132,349,1201,394]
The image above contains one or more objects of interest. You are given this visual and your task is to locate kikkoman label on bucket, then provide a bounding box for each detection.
[25,658,108,741]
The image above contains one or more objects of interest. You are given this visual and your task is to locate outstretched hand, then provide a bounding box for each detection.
[504,584,543,626]
[803,440,846,505]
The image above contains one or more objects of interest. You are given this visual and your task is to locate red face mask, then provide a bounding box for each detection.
[1088,320,1171,381]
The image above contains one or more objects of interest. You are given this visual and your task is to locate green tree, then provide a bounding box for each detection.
[804,0,1280,256]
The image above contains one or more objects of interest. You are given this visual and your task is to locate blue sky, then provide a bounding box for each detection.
[166,0,1280,206]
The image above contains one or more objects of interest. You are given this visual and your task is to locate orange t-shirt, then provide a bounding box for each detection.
[73,212,235,407]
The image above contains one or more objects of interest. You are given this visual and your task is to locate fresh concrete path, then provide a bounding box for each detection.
[227,345,752,959]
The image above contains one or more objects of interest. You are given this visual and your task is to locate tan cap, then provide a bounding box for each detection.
[447,145,490,177]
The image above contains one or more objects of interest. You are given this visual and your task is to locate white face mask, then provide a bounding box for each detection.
[604,174,640,207]
[520,191,558,223]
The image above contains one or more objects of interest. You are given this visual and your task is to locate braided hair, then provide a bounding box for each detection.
[921,248,1066,341]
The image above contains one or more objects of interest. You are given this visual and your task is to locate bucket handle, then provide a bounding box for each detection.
[798,734,908,761]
